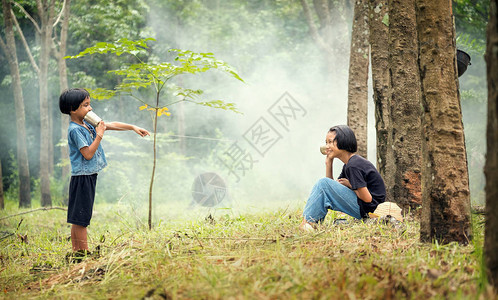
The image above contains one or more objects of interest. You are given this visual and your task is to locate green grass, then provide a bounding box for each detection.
[0,202,495,299]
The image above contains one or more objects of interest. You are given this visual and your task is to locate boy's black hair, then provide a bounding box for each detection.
[329,125,357,153]
[59,88,90,115]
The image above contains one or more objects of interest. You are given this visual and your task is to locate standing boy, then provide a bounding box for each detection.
[59,88,149,260]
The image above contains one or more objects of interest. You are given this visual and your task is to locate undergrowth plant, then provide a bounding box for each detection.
[66,38,244,229]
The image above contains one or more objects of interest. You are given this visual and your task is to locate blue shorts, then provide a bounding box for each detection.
[67,174,97,227]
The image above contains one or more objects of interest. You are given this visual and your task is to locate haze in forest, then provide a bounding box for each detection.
[0,0,487,219]
[125,4,354,215]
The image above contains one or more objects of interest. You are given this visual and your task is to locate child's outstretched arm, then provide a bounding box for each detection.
[106,122,150,137]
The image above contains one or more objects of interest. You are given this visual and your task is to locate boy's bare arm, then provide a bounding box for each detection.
[105,122,150,137]
[80,122,105,160]
[105,122,132,131]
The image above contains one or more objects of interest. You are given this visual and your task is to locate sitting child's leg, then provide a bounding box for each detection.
[302,177,362,223]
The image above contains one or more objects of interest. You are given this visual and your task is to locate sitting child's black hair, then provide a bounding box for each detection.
[329,125,358,153]
[59,88,90,115]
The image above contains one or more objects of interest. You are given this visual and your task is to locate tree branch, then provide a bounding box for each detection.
[0,206,67,221]
[299,0,334,55]
[313,0,331,28]
[35,0,46,30]
[11,0,41,34]
[51,38,60,58]
[48,0,57,22]
[52,0,66,27]
[0,35,10,60]
[11,8,40,74]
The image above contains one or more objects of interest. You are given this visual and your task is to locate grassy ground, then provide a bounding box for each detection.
[0,202,495,299]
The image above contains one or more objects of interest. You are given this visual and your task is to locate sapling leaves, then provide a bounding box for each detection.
[194,100,241,114]
[138,104,171,116]
[65,38,244,229]
[87,88,117,100]
[64,38,155,59]
[66,39,244,109]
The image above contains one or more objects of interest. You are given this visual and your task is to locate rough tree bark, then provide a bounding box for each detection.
[368,0,391,188]
[52,0,71,205]
[37,0,57,207]
[347,0,369,158]
[387,0,422,213]
[0,0,32,208]
[485,0,498,289]
[417,0,471,244]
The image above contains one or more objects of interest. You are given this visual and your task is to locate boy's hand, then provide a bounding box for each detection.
[133,126,150,137]
[96,121,106,136]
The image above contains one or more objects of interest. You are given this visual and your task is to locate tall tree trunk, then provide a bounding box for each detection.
[368,0,391,188]
[0,0,31,208]
[347,0,369,158]
[387,0,422,213]
[0,159,4,210]
[56,0,71,205]
[417,0,471,244]
[485,0,498,289]
[38,0,56,207]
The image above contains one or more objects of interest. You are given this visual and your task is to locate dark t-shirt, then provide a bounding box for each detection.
[338,155,386,217]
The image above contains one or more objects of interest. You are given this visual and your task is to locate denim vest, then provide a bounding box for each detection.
[68,120,107,176]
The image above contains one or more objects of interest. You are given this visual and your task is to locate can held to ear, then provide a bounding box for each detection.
[320,145,328,155]
[84,111,102,127]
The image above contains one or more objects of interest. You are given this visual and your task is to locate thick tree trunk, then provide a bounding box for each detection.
[368,0,392,192]
[57,0,71,205]
[38,0,55,207]
[0,160,4,210]
[485,0,498,289]
[1,0,31,208]
[347,0,369,158]
[417,0,471,244]
[387,0,422,212]
[39,25,52,207]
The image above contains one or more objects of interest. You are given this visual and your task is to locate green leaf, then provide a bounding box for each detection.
[382,13,389,27]
[67,38,243,113]
[65,38,155,59]
[87,88,117,100]
[195,100,242,114]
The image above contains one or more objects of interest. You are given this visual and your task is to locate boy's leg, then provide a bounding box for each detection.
[303,177,362,223]
[67,174,97,252]
[71,224,88,251]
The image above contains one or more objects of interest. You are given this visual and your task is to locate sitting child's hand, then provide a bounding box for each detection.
[337,178,352,189]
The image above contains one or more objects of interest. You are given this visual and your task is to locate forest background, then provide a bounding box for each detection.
[0,0,495,298]
[0,0,488,215]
